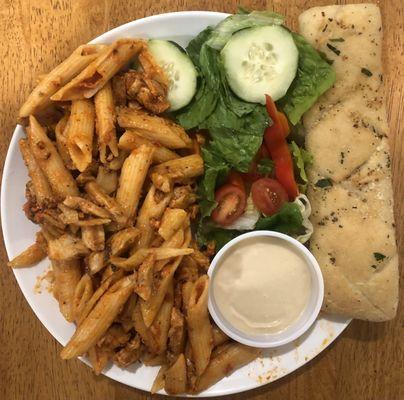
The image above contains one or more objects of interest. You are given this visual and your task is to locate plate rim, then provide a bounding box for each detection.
[1,10,351,397]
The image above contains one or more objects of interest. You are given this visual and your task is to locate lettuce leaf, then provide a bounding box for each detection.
[255,202,303,234]
[290,141,313,183]
[207,10,284,50]
[278,33,336,125]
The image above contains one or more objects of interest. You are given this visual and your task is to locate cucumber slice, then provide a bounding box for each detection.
[221,26,298,104]
[148,40,197,111]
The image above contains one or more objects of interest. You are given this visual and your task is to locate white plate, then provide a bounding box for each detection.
[1,11,350,397]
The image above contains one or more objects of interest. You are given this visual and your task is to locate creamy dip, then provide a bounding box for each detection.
[212,236,312,335]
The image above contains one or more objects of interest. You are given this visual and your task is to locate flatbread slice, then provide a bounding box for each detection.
[299,4,398,321]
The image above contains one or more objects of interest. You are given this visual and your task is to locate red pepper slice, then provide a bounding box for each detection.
[263,95,298,200]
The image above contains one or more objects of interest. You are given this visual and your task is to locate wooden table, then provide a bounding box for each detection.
[0,1,402,399]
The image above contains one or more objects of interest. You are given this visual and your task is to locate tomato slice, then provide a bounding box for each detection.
[251,178,288,216]
[277,111,290,137]
[227,171,245,190]
[211,184,247,226]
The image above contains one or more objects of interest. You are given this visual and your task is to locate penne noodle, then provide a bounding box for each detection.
[168,308,186,359]
[85,251,105,275]
[118,130,179,164]
[51,39,145,101]
[85,181,128,225]
[158,208,188,241]
[135,254,155,301]
[94,81,118,162]
[117,293,137,332]
[134,185,172,250]
[186,275,213,376]
[63,196,111,219]
[81,225,105,252]
[133,301,159,354]
[116,145,154,220]
[110,248,193,271]
[66,99,95,172]
[164,354,187,395]
[52,259,82,322]
[151,365,168,394]
[8,231,47,268]
[61,273,136,359]
[19,139,54,205]
[55,114,75,170]
[140,259,182,327]
[108,227,140,257]
[150,155,204,189]
[117,108,192,149]
[72,274,93,323]
[77,270,124,325]
[150,284,173,355]
[182,281,193,313]
[48,234,90,261]
[19,44,104,117]
[212,325,229,348]
[96,165,118,194]
[193,343,261,393]
[27,115,79,198]
[154,228,186,272]
[73,218,111,226]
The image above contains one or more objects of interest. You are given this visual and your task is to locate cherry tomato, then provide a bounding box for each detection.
[227,171,245,190]
[251,178,288,216]
[211,184,247,226]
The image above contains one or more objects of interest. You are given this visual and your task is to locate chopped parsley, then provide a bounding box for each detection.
[361,68,373,77]
[370,264,377,269]
[315,178,333,188]
[374,252,386,261]
[326,43,341,56]
[329,37,345,42]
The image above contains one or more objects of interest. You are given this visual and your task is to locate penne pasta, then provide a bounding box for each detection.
[19,44,104,118]
[186,275,213,376]
[51,39,145,101]
[135,254,155,301]
[151,365,168,394]
[72,274,93,323]
[133,301,159,354]
[164,354,187,395]
[134,185,172,250]
[55,114,75,170]
[77,270,124,325]
[66,99,95,172]
[193,343,261,393]
[8,231,48,268]
[212,325,229,348]
[150,284,173,355]
[116,145,154,220]
[48,234,90,261]
[61,273,136,359]
[52,259,82,322]
[158,208,188,241]
[169,185,197,209]
[19,139,54,205]
[117,107,192,149]
[94,81,118,162]
[168,308,186,359]
[118,130,179,164]
[27,115,79,198]
[81,225,105,252]
[110,247,193,271]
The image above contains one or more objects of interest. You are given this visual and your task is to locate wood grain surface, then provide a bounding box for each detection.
[0,1,402,399]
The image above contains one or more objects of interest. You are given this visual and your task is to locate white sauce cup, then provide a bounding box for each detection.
[207,230,324,348]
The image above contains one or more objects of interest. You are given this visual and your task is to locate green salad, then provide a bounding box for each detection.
[149,9,335,251]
